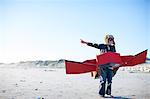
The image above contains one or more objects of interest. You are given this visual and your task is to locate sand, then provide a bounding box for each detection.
[0,65,150,99]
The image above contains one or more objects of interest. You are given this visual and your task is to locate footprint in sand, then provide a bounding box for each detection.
[59,90,63,93]
[15,83,19,87]
[57,94,63,97]
[1,90,6,93]
[40,81,43,83]
[48,89,51,91]
[20,80,26,82]
[35,88,39,91]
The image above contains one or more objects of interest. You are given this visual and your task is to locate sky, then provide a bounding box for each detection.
[0,0,149,63]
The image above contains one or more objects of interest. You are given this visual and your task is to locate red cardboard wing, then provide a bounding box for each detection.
[65,60,96,74]
[65,50,147,74]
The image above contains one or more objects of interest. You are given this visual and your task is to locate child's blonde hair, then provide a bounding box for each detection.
[104,34,115,44]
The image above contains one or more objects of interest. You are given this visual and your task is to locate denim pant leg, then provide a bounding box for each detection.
[106,68,113,95]
[99,66,107,96]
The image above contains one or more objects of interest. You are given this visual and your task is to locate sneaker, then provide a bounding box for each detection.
[105,94,113,98]
[99,94,105,98]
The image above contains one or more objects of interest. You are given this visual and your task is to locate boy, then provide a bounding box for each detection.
[81,35,117,97]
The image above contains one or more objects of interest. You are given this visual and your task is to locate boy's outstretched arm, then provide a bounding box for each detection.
[80,39,99,49]
[80,39,89,44]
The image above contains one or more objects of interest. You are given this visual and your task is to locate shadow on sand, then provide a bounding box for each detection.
[104,96,132,99]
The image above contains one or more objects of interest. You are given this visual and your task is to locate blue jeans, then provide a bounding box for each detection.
[99,64,113,96]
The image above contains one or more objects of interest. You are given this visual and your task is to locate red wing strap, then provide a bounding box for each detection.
[96,52,123,65]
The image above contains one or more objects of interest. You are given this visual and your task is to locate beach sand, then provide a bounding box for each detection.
[0,65,150,99]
